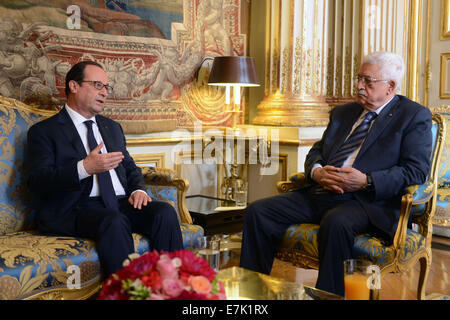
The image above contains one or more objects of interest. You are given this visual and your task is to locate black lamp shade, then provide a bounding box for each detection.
[208,56,259,86]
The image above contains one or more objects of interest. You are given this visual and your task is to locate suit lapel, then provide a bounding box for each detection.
[328,105,363,160]
[57,108,87,158]
[355,95,400,160]
[96,116,119,152]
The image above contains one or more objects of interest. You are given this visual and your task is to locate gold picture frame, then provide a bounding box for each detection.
[133,153,165,169]
[442,0,450,40]
[440,53,450,99]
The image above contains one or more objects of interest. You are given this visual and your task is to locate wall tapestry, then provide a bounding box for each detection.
[0,0,247,133]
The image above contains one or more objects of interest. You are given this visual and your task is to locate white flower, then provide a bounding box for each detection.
[172,257,182,268]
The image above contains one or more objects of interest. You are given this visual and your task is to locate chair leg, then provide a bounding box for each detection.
[417,256,430,300]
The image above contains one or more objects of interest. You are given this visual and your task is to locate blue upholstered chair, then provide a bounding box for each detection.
[0,96,203,299]
[430,106,450,237]
[275,112,445,300]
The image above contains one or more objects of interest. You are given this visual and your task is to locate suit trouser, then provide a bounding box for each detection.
[240,188,375,296]
[73,197,183,278]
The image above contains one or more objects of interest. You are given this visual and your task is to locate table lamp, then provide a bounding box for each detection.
[208,56,259,128]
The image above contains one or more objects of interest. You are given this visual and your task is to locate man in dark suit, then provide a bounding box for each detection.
[240,51,433,296]
[27,61,183,278]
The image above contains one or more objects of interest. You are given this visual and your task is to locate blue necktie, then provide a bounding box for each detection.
[327,111,378,167]
[84,120,119,211]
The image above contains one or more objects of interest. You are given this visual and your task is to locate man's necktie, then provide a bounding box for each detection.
[327,111,378,168]
[84,120,119,211]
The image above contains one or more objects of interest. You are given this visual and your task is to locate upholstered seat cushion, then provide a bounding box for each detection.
[435,189,450,222]
[279,224,319,257]
[0,223,203,299]
[354,229,426,265]
[278,223,426,267]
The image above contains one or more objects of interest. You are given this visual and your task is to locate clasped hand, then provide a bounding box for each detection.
[313,165,367,194]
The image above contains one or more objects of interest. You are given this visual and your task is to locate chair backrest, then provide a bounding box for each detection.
[411,112,446,237]
[436,112,450,189]
[0,97,57,235]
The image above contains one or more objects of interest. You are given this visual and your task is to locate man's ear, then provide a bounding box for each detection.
[69,80,78,94]
[387,80,396,94]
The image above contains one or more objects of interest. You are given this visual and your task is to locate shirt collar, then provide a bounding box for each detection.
[65,104,96,126]
[361,95,396,117]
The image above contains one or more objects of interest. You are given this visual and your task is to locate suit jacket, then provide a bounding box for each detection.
[27,107,146,235]
[304,95,433,240]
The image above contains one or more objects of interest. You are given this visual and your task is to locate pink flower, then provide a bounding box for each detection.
[162,278,185,298]
[189,276,212,295]
[171,250,216,281]
[97,250,226,300]
[156,254,177,279]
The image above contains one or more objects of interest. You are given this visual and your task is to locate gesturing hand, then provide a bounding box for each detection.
[83,141,124,175]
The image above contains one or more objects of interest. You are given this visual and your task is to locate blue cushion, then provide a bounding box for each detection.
[0,224,204,299]
[278,223,426,267]
[279,223,319,257]
[0,231,100,299]
[0,107,47,235]
[437,113,450,188]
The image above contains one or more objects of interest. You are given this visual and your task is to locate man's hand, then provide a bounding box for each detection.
[335,167,368,192]
[83,141,124,175]
[313,166,367,194]
[313,165,345,194]
[128,190,152,210]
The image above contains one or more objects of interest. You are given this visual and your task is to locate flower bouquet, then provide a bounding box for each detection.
[97,250,227,300]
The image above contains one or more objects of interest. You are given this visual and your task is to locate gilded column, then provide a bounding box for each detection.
[406,0,422,102]
[252,0,330,127]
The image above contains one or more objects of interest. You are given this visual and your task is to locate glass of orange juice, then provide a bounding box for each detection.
[343,259,372,300]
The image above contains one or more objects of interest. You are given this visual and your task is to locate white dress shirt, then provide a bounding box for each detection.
[65,104,126,197]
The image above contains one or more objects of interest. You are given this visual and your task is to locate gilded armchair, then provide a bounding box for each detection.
[0,96,203,300]
[430,105,450,237]
[275,112,445,300]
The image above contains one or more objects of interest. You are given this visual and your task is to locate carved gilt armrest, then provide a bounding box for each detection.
[141,167,193,224]
[393,181,434,249]
[277,172,309,193]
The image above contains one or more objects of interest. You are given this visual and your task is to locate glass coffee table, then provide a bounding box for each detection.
[217,267,343,300]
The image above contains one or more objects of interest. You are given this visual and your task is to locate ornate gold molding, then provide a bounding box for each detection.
[441,0,450,40]
[133,153,165,168]
[430,104,450,113]
[441,53,450,99]
[25,280,101,300]
[253,93,330,126]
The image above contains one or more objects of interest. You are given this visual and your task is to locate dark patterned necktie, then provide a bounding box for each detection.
[84,120,119,211]
[328,111,378,167]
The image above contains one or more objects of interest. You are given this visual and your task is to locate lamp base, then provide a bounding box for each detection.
[226,110,243,128]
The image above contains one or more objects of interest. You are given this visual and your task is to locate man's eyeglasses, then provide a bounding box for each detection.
[80,80,113,94]
[354,75,389,87]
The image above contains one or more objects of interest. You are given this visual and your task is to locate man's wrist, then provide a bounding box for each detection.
[364,173,374,191]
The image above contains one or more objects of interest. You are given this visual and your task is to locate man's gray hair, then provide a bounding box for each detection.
[362,51,404,91]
